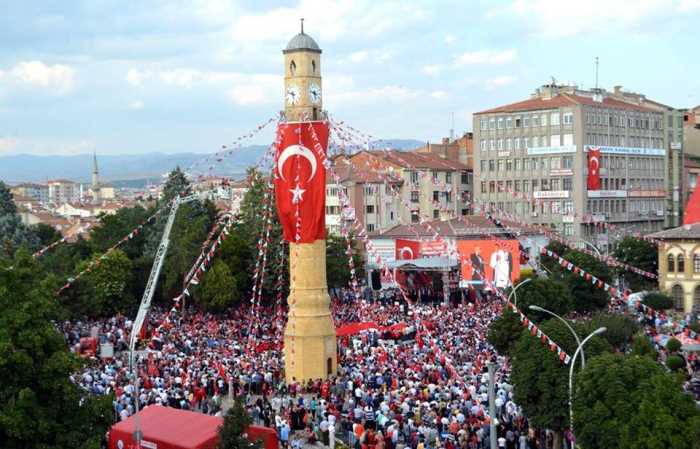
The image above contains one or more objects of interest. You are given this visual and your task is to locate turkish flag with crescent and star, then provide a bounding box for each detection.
[587,147,601,190]
[274,121,329,243]
[395,239,420,260]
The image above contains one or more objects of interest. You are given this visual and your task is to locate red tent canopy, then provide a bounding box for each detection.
[109,406,278,449]
[684,186,700,225]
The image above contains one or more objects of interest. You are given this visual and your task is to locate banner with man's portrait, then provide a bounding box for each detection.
[456,240,520,289]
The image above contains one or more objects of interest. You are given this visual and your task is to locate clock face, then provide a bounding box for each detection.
[309,83,321,104]
[286,85,301,105]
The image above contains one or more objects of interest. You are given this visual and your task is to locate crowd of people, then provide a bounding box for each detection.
[62,282,700,449]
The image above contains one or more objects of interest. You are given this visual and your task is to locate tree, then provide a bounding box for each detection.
[572,353,700,449]
[0,251,114,449]
[218,398,262,449]
[613,236,658,291]
[0,214,40,259]
[89,205,150,258]
[0,180,17,216]
[539,240,570,274]
[32,222,62,247]
[326,233,364,288]
[161,166,192,204]
[198,260,236,312]
[630,333,657,359]
[619,372,700,449]
[67,249,134,318]
[560,250,612,313]
[511,277,573,322]
[666,354,686,372]
[586,312,639,349]
[666,337,682,353]
[510,319,609,449]
[642,292,673,310]
[487,306,523,356]
[219,226,256,306]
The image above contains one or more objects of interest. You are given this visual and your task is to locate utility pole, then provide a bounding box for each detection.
[595,56,599,90]
[487,362,497,449]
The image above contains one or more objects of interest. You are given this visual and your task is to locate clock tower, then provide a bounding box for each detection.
[283,19,322,121]
[281,22,337,384]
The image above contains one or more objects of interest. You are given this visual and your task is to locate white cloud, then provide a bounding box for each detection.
[430,90,448,99]
[349,51,368,63]
[8,61,76,93]
[444,34,456,45]
[0,137,21,153]
[454,49,517,66]
[490,0,697,38]
[0,137,96,155]
[160,68,201,88]
[126,68,151,87]
[128,100,144,110]
[422,65,442,76]
[484,75,517,90]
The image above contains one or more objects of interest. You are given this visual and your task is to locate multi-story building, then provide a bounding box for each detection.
[414,133,474,169]
[651,221,700,313]
[684,155,700,209]
[47,179,78,204]
[474,83,669,250]
[683,105,700,157]
[10,182,49,203]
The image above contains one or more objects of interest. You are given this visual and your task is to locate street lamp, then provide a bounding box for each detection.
[569,327,606,444]
[508,278,532,306]
[580,239,602,258]
[528,305,585,369]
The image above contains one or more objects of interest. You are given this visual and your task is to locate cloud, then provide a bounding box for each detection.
[490,0,696,38]
[484,75,517,90]
[430,90,448,99]
[422,65,442,76]
[454,49,517,66]
[126,68,151,87]
[128,100,144,110]
[8,61,76,93]
[0,137,21,153]
[160,69,201,88]
[0,137,96,155]
[444,34,456,45]
[349,51,368,63]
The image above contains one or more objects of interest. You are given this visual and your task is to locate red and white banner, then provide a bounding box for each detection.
[587,147,601,191]
[420,240,448,257]
[274,121,328,243]
[395,239,420,260]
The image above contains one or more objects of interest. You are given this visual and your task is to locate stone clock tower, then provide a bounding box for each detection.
[283,20,323,121]
[282,22,337,384]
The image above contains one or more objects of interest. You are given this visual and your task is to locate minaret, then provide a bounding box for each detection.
[282,21,337,383]
[91,151,101,205]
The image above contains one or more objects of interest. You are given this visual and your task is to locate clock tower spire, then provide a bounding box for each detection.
[283,20,322,121]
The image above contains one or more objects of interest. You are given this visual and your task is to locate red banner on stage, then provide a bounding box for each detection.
[274,121,328,243]
[587,147,601,190]
[395,239,420,260]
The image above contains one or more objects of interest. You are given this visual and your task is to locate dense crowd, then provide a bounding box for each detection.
[62,285,700,449]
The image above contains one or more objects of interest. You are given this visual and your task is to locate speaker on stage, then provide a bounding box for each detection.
[371,270,382,290]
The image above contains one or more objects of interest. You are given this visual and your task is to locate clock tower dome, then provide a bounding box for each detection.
[283,19,322,121]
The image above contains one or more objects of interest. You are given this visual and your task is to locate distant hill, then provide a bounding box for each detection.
[0,139,424,184]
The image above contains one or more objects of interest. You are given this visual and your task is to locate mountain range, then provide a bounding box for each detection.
[0,139,424,185]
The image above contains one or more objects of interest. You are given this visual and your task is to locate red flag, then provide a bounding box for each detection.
[587,147,601,190]
[274,121,328,243]
[395,239,420,260]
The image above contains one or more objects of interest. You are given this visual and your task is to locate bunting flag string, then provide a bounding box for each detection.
[56,207,166,294]
[33,236,68,258]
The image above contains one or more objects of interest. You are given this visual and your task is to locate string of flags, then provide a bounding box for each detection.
[57,208,165,294]
[33,236,68,258]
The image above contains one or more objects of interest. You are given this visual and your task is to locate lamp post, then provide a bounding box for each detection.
[529,305,585,369]
[569,327,606,444]
[508,278,532,307]
[580,239,602,258]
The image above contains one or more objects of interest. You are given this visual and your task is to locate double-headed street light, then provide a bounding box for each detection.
[569,327,607,445]
[528,305,585,369]
[508,278,532,307]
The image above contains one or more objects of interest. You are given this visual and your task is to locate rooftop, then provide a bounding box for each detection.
[361,150,469,171]
[376,216,543,239]
[475,92,658,115]
[649,222,700,240]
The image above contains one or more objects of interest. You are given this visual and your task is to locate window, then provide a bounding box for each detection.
[461,171,469,184]
[410,172,419,184]
[489,160,495,172]
[524,159,531,171]
[506,117,513,128]
[551,134,561,147]
[446,172,452,183]
[497,117,504,129]
[550,112,560,126]
[366,205,375,214]
[480,139,487,151]
[481,181,487,193]
[515,159,522,171]
[563,177,572,190]
[411,211,420,223]
[289,60,296,75]
[506,159,513,171]
[461,209,468,216]
[506,138,512,150]
[489,139,495,151]
[489,181,495,193]
[411,191,419,202]
[533,115,540,127]
[551,157,561,170]
[433,209,439,219]
[489,118,496,129]
[562,156,573,169]
[367,223,375,232]
[672,285,684,310]
[433,191,439,201]
[678,254,685,273]
[312,60,316,73]
[497,139,504,150]
[514,137,520,149]
[497,160,504,172]
[480,118,488,130]
[523,116,530,127]
[564,223,574,236]
[515,117,521,128]
[514,180,521,192]
[524,137,530,149]
[563,112,573,125]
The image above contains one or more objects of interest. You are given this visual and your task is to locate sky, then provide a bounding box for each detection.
[1,0,699,156]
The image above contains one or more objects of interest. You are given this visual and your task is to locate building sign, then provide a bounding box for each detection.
[671,142,682,150]
[533,190,570,199]
[584,145,665,156]
[562,215,575,223]
[527,145,577,155]
[587,190,627,198]
[550,169,574,176]
[456,239,520,288]
[497,151,511,157]
[628,190,666,198]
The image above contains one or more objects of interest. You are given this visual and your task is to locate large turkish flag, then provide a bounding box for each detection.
[587,147,601,190]
[274,121,328,243]
[395,239,420,260]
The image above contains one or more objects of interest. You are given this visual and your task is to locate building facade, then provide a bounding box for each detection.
[651,222,700,313]
[48,179,79,204]
[10,183,49,203]
[474,83,669,250]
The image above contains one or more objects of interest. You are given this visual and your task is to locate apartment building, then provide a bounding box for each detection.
[10,183,49,203]
[47,179,79,204]
[474,83,668,249]
[414,133,474,169]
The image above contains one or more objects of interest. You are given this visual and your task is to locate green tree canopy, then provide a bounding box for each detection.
[510,277,573,322]
[560,250,612,312]
[197,260,236,312]
[90,205,150,258]
[0,252,114,449]
[326,232,364,289]
[0,214,40,259]
[0,180,17,216]
[511,318,609,447]
[218,398,263,449]
[630,333,657,359]
[161,166,192,204]
[642,292,673,310]
[32,223,62,247]
[487,306,523,356]
[586,312,639,349]
[539,240,570,274]
[613,236,658,291]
